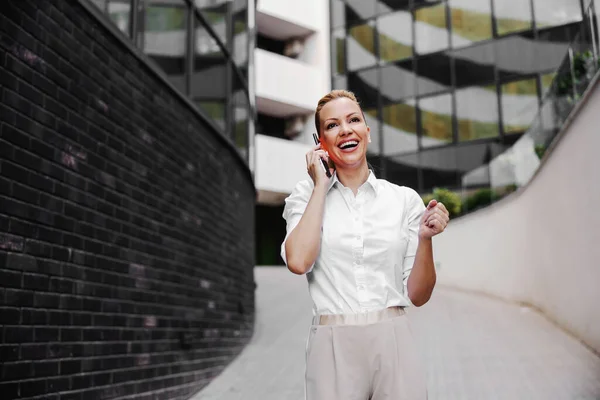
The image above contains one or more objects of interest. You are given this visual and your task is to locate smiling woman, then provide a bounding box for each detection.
[280,90,450,400]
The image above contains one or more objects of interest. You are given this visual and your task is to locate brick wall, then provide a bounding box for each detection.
[0,1,256,399]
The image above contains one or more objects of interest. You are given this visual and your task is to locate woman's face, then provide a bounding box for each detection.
[319,97,371,169]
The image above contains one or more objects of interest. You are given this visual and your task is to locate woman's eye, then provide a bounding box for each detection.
[327,123,337,129]
[351,117,360,123]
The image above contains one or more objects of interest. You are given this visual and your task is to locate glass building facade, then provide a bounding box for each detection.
[90,0,253,163]
[330,0,588,195]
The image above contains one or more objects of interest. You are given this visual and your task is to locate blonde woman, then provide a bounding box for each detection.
[281,90,449,399]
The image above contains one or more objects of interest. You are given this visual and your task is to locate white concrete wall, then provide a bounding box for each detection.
[433,81,600,353]
[257,0,322,33]
[255,48,323,114]
[254,134,312,195]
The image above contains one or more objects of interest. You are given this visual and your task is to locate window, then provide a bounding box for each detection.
[420,93,453,147]
[493,0,533,36]
[380,60,416,102]
[347,22,377,71]
[456,85,499,141]
[348,68,379,109]
[501,78,539,135]
[332,29,346,74]
[453,42,495,88]
[378,10,413,62]
[533,0,582,28]
[191,15,228,130]
[416,52,452,96]
[415,3,449,55]
[448,0,492,48]
[346,0,378,24]
[142,1,188,93]
[382,99,419,155]
[194,0,228,46]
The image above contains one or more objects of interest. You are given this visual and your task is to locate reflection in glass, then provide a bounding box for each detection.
[232,73,249,159]
[378,11,413,62]
[143,1,188,93]
[345,0,377,23]
[448,0,492,48]
[385,154,420,191]
[192,15,228,130]
[347,22,377,71]
[420,94,453,147]
[380,60,416,102]
[501,78,539,135]
[104,0,131,36]
[332,29,346,74]
[541,72,556,97]
[494,0,532,35]
[378,0,410,14]
[364,108,380,155]
[453,42,495,87]
[232,0,248,67]
[195,0,228,45]
[533,0,582,28]
[348,68,379,109]
[416,52,452,95]
[419,146,460,193]
[456,85,499,141]
[415,4,449,55]
[331,0,346,28]
[382,99,419,155]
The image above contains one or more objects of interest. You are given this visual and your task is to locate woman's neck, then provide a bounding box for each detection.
[335,163,370,195]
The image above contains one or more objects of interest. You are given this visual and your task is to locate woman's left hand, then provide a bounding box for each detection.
[418,199,449,240]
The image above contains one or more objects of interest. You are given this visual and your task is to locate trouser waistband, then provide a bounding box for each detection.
[313,306,406,326]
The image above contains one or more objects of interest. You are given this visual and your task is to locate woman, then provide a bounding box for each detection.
[281,90,449,399]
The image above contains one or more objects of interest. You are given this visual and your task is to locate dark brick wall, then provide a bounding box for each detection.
[0,1,255,399]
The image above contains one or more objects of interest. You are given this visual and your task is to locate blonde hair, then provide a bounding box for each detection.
[314,90,364,136]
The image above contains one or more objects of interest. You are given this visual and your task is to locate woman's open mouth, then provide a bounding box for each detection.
[338,140,359,153]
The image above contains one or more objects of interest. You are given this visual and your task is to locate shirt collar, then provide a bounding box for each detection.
[327,169,379,196]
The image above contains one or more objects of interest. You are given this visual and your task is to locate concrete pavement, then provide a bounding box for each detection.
[191,267,600,400]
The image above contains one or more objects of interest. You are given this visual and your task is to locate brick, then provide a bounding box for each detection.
[0,306,20,324]
[4,326,34,343]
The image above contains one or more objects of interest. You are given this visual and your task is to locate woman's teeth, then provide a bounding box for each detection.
[339,141,358,149]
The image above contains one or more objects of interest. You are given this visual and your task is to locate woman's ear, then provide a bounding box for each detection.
[368,134,372,143]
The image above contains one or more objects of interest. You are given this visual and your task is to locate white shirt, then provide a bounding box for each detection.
[281,171,426,316]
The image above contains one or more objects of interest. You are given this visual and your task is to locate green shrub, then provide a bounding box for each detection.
[464,188,499,212]
[421,188,462,218]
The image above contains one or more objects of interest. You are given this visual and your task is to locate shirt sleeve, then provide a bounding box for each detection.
[280,180,313,269]
[402,188,426,289]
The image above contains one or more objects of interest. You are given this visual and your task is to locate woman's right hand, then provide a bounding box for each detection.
[306,144,332,188]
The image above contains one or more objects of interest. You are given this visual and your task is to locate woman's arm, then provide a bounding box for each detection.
[284,145,333,275]
[285,184,328,275]
[407,199,449,306]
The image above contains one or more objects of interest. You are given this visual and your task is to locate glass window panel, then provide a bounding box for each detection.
[232,0,248,67]
[194,0,228,46]
[385,154,420,192]
[191,16,228,130]
[142,1,188,93]
[501,78,539,135]
[453,42,495,87]
[448,0,492,47]
[541,72,556,97]
[333,75,348,90]
[415,4,449,55]
[104,0,131,36]
[456,85,500,141]
[382,99,419,155]
[418,146,461,193]
[378,10,413,62]
[332,29,346,74]
[331,0,347,28]
[378,0,410,14]
[416,52,452,95]
[533,0,582,28]
[494,0,532,35]
[347,22,377,71]
[232,73,249,159]
[348,68,379,109]
[420,93,454,147]
[380,60,416,102]
[345,0,378,24]
[364,108,380,156]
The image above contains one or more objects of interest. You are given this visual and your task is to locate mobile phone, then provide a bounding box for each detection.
[312,133,332,178]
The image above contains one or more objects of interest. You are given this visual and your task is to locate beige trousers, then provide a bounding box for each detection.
[305,307,427,400]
